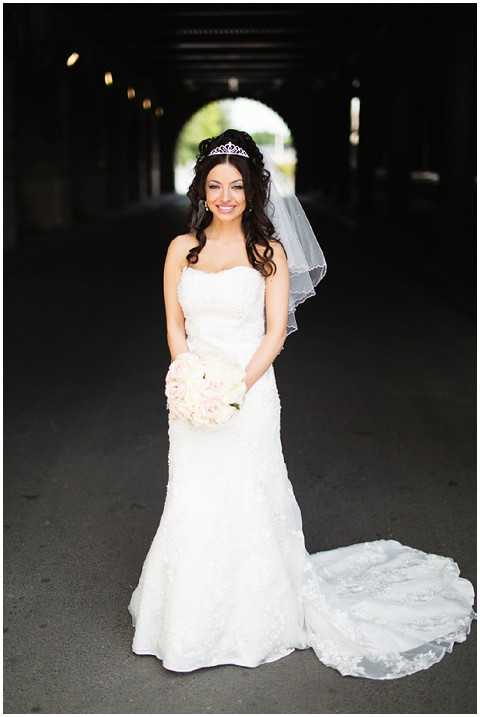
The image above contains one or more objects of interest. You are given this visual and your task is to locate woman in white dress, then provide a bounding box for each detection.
[128,129,476,678]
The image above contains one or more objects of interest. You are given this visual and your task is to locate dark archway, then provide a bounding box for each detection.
[158,90,319,195]
[173,97,297,196]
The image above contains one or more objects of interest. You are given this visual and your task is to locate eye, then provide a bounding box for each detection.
[208,184,243,187]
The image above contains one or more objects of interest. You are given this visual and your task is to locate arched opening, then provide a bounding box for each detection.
[174,97,297,196]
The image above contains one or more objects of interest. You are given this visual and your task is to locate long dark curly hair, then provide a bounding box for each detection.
[185,129,287,278]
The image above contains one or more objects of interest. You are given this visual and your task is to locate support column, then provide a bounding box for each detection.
[159,126,175,194]
[151,116,161,196]
[439,26,475,230]
[330,78,351,205]
[127,101,140,203]
[138,108,148,201]
[292,87,315,193]
[311,86,332,195]
[145,111,153,197]
[387,82,410,221]
[106,87,128,210]
[357,70,375,218]
[4,55,17,250]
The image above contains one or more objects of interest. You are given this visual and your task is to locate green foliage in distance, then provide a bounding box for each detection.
[250,132,293,148]
[275,162,296,178]
[250,131,275,146]
[176,102,230,166]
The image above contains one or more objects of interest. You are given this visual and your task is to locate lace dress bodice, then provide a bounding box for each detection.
[177,265,267,370]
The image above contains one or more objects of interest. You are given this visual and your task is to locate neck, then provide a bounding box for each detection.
[207,217,244,241]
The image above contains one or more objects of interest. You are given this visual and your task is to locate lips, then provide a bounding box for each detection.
[217,205,236,213]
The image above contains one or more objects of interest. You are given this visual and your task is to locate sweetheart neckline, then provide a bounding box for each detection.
[182,265,264,278]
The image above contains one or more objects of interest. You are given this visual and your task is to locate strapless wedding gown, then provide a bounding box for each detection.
[128,264,476,678]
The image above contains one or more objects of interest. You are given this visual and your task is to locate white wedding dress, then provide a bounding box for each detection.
[128,264,476,678]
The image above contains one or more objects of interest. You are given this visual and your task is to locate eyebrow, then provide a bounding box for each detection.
[207,179,243,184]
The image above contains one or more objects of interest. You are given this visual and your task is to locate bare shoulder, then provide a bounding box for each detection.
[270,238,288,267]
[179,232,199,250]
[166,234,196,267]
[163,235,185,279]
[169,233,196,253]
[255,239,288,274]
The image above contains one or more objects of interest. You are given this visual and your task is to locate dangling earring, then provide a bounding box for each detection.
[204,200,210,212]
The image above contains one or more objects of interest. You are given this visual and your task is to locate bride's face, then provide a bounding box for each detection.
[205,162,247,222]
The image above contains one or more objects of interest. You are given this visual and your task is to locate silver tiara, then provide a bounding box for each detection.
[208,141,249,159]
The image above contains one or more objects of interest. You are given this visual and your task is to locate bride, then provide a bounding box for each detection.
[128,129,476,678]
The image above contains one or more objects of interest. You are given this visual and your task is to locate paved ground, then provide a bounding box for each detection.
[4,195,476,713]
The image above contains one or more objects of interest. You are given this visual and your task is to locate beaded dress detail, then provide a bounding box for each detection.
[128,265,476,677]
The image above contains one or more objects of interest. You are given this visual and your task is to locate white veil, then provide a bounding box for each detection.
[263,153,327,337]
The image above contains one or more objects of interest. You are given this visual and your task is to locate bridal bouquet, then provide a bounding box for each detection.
[165,350,247,428]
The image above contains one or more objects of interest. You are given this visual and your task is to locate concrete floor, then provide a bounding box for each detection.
[4,196,476,713]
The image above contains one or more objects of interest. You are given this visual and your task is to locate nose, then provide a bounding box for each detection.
[221,187,233,202]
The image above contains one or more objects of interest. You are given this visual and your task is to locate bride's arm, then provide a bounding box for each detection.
[163,236,189,361]
[244,243,289,391]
